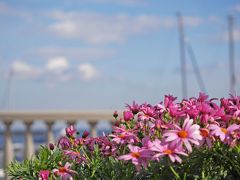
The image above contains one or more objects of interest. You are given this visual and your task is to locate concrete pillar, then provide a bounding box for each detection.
[3,121,14,169]
[24,121,34,159]
[46,121,54,145]
[89,121,97,137]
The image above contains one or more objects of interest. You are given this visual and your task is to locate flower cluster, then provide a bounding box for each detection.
[7,93,240,179]
[114,93,240,170]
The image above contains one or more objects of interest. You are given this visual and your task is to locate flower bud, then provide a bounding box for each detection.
[49,143,55,151]
[65,125,76,137]
[113,110,118,118]
[123,111,134,121]
[82,130,89,138]
[114,120,120,127]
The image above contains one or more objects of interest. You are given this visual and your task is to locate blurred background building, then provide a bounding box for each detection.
[0,0,240,178]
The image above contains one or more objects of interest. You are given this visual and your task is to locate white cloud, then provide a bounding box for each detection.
[218,28,240,42]
[91,0,146,6]
[78,63,99,80]
[11,61,40,78]
[0,2,32,20]
[31,46,117,61]
[233,29,240,41]
[233,3,240,13]
[47,11,203,44]
[63,0,147,6]
[184,17,203,27]
[46,57,69,74]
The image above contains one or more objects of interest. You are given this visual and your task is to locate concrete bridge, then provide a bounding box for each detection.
[0,111,116,179]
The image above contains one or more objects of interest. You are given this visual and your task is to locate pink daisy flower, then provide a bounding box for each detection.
[209,124,239,142]
[118,144,152,171]
[64,150,87,164]
[126,101,140,114]
[110,126,139,144]
[199,128,214,148]
[150,139,188,163]
[53,162,76,180]
[163,117,202,152]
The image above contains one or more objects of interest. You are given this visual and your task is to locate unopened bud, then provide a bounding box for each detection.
[82,130,89,138]
[114,120,120,127]
[49,143,55,151]
[123,111,133,121]
[113,110,118,118]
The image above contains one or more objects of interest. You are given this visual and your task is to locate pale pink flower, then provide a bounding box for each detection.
[110,126,139,144]
[163,117,202,152]
[209,124,239,142]
[53,162,76,180]
[64,150,87,164]
[109,132,139,144]
[199,128,213,148]
[118,144,152,171]
[150,139,188,163]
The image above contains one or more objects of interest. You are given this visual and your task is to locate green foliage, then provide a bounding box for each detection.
[7,142,240,179]
[6,145,63,180]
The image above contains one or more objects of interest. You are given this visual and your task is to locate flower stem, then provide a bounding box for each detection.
[169,165,181,180]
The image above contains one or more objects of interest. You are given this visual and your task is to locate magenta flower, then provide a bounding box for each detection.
[164,95,177,108]
[126,101,140,114]
[123,111,134,121]
[53,162,76,180]
[58,136,71,150]
[163,117,202,152]
[65,125,76,137]
[209,124,239,142]
[39,170,49,180]
[82,130,89,138]
[118,144,152,171]
[150,139,188,163]
[64,150,87,164]
[96,136,117,156]
[198,92,209,102]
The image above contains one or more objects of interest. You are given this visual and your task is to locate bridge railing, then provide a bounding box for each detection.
[0,111,116,172]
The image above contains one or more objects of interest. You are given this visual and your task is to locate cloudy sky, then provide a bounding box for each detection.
[0,0,240,111]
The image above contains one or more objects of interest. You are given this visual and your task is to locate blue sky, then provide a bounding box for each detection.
[0,0,240,111]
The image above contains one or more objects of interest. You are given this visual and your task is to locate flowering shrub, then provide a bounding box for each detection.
[7,93,240,179]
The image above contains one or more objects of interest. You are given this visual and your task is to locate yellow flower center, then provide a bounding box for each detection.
[221,128,228,134]
[131,152,140,158]
[164,149,172,155]
[178,130,188,138]
[119,134,126,139]
[59,167,66,173]
[200,129,209,137]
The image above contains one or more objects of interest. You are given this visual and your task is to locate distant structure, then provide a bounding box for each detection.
[228,15,236,95]
[186,44,207,93]
[177,12,187,99]
[177,12,207,97]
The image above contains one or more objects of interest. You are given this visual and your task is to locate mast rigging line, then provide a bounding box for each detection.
[186,43,207,93]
